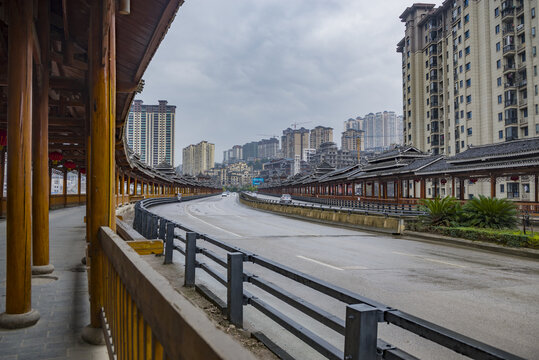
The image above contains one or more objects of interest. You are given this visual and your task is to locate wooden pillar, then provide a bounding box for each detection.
[120,172,124,205]
[133,177,137,195]
[452,177,455,197]
[0,149,5,217]
[77,170,82,201]
[535,175,538,203]
[84,0,116,342]
[32,0,52,275]
[63,168,68,207]
[0,0,40,328]
[459,179,465,200]
[420,179,426,199]
[490,175,496,198]
[433,178,438,198]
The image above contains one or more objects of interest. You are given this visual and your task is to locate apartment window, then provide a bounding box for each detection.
[464,0,469,7]
[520,52,526,62]
[467,111,472,119]
[532,8,536,18]
[524,108,528,117]
[458,35,462,44]
[407,74,410,81]
[407,86,410,93]
[535,66,538,76]
[465,62,471,71]
[464,14,469,23]
[408,134,412,141]
[461,125,464,133]
[467,128,472,136]
[494,7,499,17]
[427,111,430,118]
[460,80,463,88]
[459,65,463,73]
[461,140,465,148]
[498,112,503,121]
[536,104,538,115]
[427,137,430,144]
[466,79,471,87]
[466,95,472,103]
[496,42,501,52]
[465,46,470,55]
[459,50,463,58]
[536,124,539,134]
[500,184,505,193]
[461,110,464,118]
[407,98,411,105]
[408,110,411,117]
[524,127,529,136]
[499,130,504,139]
[533,27,536,37]
[496,59,501,69]
[458,21,461,29]
[465,30,470,39]
[495,24,500,34]
[535,85,538,95]
[534,46,537,56]
[460,95,464,103]
[497,77,502,86]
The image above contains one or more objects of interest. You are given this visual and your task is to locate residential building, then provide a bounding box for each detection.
[258,138,279,159]
[362,111,402,151]
[242,141,259,161]
[309,142,356,169]
[398,1,539,156]
[281,127,310,159]
[344,117,363,131]
[309,126,333,150]
[341,129,365,153]
[222,145,243,164]
[127,99,175,167]
[182,141,215,176]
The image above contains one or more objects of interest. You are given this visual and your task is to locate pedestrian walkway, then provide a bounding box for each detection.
[0,206,108,360]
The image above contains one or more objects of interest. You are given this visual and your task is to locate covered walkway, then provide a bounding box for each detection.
[0,206,107,360]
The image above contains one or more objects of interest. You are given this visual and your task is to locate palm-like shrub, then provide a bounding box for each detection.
[462,195,518,229]
[418,196,460,226]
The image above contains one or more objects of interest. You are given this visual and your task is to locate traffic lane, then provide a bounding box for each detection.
[152,197,539,358]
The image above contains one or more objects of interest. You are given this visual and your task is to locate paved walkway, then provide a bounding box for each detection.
[0,206,108,360]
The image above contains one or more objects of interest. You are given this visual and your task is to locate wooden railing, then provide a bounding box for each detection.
[98,226,255,360]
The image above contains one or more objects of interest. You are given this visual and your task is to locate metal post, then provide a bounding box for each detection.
[159,218,166,240]
[184,232,197,286]
[164,222,174,265]
[344,304,378,360]
[227,252,244,328]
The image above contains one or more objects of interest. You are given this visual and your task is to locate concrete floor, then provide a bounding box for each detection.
[151,194,539,360]
[0,206,108,360]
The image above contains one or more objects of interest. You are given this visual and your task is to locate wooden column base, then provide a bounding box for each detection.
[82,324,105,345]
[31,264,55,275]
[0,309,40,329]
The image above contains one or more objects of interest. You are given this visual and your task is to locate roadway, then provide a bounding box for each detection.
[151,194,539,359]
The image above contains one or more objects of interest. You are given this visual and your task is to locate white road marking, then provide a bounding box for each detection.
[185,205,242,237]
[341,265,369,270]
[392,251,467,268]
[296,255,344,271]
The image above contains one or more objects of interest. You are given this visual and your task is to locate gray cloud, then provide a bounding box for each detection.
[137,0,441,165]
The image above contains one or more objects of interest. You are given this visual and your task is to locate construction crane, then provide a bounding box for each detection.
[290,121,312,130]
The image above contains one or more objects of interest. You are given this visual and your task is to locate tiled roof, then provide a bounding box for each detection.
[449,138,539,163]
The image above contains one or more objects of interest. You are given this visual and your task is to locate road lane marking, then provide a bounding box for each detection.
[296,255,344,271]
[392,251,467,268]
[341,265,369,270]
[185,205,242,238]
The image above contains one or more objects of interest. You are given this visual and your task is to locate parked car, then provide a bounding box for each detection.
[222,192,228,197]
[279,194,292,204]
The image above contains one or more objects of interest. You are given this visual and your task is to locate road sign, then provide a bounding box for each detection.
[252,177,264,185]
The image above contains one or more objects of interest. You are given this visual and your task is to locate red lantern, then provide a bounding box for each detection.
[64,160,76,171]
[79,168,86,175]
[49,151,63,165]
[469,178,478,184]
[440,178,447,185]
[0,129,6,151]
[510,175,519,181]
[415,178,421,182]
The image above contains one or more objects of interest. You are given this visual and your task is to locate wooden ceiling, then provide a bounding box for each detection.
[0,0,185,184]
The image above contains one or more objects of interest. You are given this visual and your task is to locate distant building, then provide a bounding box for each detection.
[362,111,402,151]
[309,142,356,169]
[281,127,310,159]
[127,99,176,167]
[341,129,364,152]
[242,141,259,161]
[310,126,333,150]
[344,117,362,131]
[182,141,215,176]
[223,145,243,164]
[258,138,279,159]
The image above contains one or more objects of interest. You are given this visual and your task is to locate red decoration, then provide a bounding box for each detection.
[415,178,421,182]
[469,178,478,184]
[510,175,519,181]
[79,168,86,175]
[49,151,63,165]
[440,178,447,185]
[0,130,6,151]
[64,160,76,171]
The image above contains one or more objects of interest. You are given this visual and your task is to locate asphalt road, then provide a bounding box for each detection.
[151,194,539,360]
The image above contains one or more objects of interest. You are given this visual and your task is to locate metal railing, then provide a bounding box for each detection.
[133,197,524,360]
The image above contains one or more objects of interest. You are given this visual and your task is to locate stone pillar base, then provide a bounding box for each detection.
[31,264,55,275]
[81,324,105,345]
[0,309,40,329]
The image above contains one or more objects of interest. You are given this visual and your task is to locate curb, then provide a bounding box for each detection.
[404,231,539,260]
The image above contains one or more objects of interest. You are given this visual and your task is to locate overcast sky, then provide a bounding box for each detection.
[138,0,442,166]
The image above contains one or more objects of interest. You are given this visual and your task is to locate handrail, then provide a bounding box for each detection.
[98,225,255,360]
[133,196,524,360]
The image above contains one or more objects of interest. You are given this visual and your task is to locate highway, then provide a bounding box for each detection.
[151,194,539,359]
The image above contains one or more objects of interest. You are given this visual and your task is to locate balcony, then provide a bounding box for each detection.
[503,44,516,54]
[502,8,515,20]
[517,42,525,52]
[516,23,525,33]
[517,78,527,88]
[505,99,518,107]
[503,26,515,35]
[429,61,438,69]
[519,98,528,107]
[516,5,524,16]
[503,64,516,73]
[505,116,518,125]
[520,117,528,125]
[504,82,517,88]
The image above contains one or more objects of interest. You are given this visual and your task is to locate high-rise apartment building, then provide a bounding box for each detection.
[242,141,259,161]
[362,111,402,150]
[127,100,175,167]
[344,117,363,131]
[281,127,310,159]
[182,141,215,176]
[309,126,334,150]
[258,138,279,159]
[398,1,539,155]
[341,129,365,152]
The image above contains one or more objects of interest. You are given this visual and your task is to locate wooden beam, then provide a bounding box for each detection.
[50,76,85,90]
[51,51,88,71]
